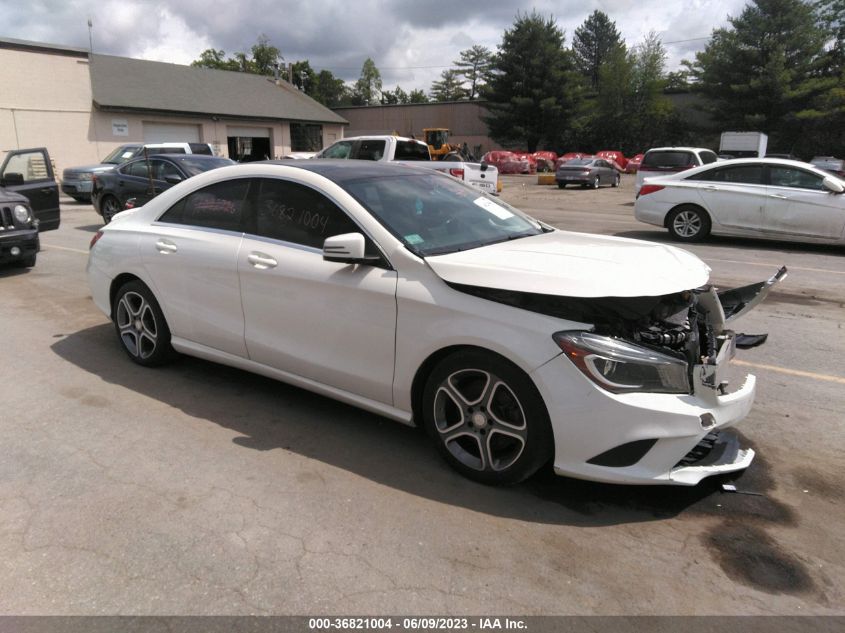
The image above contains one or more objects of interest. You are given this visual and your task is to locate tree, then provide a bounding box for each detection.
[352,58,383,105]
[572,10,623,89]
[311,70,349,107]
[483,11,585,151]
[381,86,410,104]
[453,45,493,99]
[408,89,430,104]
[192,35,281,76]
[191,48,240,71]
[815,0,845,70]
[250,34,282,76]
[291,60,316,91]
[430,69,469,101]
[685,0,829,151]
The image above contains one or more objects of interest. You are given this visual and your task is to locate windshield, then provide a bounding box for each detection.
[341,173,544,256]
[101,145,141,164]
[177,157,235,176]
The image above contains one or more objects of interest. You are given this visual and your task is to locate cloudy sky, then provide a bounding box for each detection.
[3,0,749,91]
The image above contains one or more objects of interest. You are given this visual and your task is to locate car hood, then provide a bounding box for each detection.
[0,188,29,204]
[425,230,711,298]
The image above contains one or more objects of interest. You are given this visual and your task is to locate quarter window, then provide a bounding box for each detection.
[769,167,824,191]
[159,179,250,231]
[395,141,430,161]
[252,178,359,249]
[699,150,719,164]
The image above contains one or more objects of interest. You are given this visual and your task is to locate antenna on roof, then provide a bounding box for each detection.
[87,17,93,55]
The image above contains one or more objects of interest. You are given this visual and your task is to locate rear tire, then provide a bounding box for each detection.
[667,205,711,242]
[112,281,176,367]
[591,176,600,189]
[422,350,553,485]
[557,182,566,189]
[612,173,620,187]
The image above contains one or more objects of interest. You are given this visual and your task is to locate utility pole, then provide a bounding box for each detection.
[87,18,93,54]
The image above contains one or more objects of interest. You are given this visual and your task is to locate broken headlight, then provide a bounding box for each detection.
[553,331,690,394]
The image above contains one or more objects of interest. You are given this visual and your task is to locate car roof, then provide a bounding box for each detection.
[127,153,226,162]
[260,159,444,182]
[645,147,714,153]
[339,135,426,144]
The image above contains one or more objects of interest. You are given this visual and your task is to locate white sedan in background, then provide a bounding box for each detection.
[87,161,784,486]
[635,158,845,243]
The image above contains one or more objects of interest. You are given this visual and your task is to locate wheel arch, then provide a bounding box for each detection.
[410,344,543,427]
[108,273,145,319]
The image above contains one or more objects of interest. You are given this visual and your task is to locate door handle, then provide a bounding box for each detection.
[769,194,788,199]
[155,239,178,254]
[39,188,53,195]
[247,252,278,269]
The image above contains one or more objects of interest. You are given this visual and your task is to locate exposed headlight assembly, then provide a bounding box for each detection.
[13,204,31,223]
[553,331,690,394]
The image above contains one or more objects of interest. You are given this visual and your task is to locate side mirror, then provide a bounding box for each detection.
[822,176,844,194]
[164,174,183,184]
[323,232,381,265]
[1,172,25,187]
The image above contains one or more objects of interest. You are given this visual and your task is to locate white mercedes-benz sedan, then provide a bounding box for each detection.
[87,161,785,486]
[635,157,845,243]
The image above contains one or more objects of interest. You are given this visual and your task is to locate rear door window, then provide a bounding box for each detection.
[395,141,430,161]
[692,165,765,184]
[699,150,719,164]
[355,140,386,161]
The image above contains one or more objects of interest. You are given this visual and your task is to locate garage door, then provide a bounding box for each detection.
[143,123,201,143]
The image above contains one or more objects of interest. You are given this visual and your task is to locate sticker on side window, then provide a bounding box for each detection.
[474,196,513,219]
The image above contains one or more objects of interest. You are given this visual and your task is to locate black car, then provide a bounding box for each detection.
[0,188,40,268]
[93,154,234,223]
[0,147,60,232]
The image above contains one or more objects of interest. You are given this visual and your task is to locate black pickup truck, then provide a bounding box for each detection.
[0,148,60,268]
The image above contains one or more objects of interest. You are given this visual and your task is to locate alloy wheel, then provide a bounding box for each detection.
[116,291,158,360]
[432,369,527,473]
[672,210,703,238]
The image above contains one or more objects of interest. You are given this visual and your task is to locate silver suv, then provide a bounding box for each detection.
[635,147,719,194]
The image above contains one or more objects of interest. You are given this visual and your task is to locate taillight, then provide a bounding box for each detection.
[449,168,465,179]
[638,184,665,197]
[90,230,104,250]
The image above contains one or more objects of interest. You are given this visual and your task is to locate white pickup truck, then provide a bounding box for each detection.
[314,135,501,195]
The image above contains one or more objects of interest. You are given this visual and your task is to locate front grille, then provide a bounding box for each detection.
[674,430,741,468]
[0,206,14,230]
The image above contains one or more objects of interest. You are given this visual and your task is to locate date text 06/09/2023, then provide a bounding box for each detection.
[308,617,528,630]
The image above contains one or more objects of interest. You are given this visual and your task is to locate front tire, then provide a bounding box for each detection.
[422,350,553,485]
[112,281,176,366]
[591,176,600,189]
[612,173,620,187]
[667,205,711,242]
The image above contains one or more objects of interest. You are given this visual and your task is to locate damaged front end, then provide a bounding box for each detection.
[448,266,788,485]
[450,266,787,398]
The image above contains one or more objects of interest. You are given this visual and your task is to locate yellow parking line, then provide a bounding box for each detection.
[42,244,88,255]
[707,258,845,276]
[733,359,845,385]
